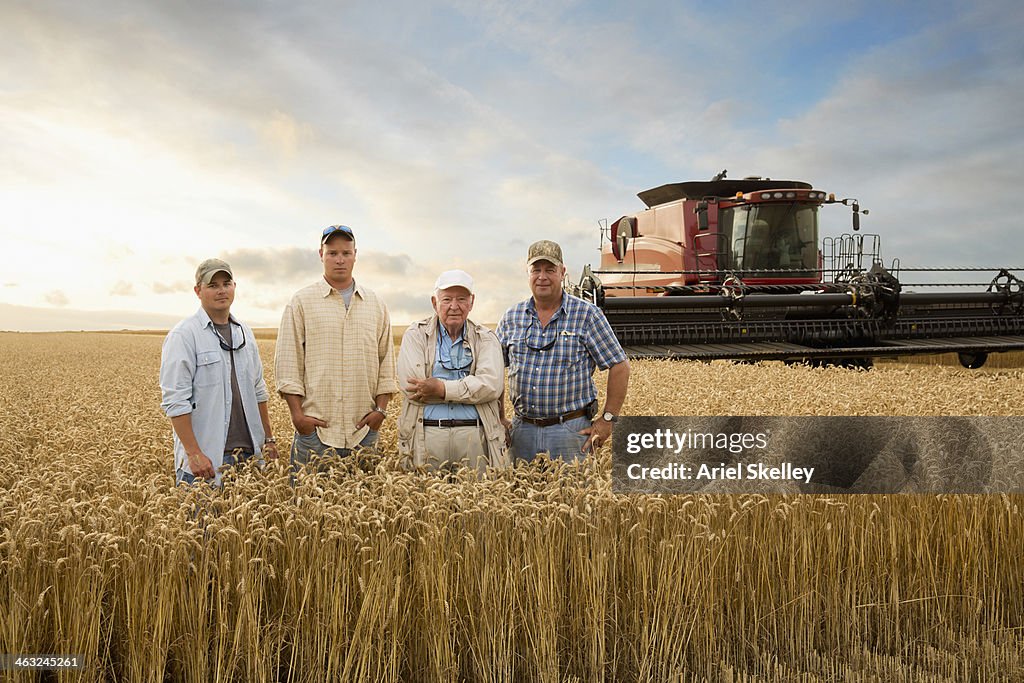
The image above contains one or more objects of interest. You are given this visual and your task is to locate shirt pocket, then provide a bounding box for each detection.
[551,330,586,369]
[195,351,223,387]
[503,333,528,368]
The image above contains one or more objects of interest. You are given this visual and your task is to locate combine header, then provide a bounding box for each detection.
[572,172,1024,368]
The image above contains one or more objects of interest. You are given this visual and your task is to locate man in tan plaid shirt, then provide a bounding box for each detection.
[275,225,398,468]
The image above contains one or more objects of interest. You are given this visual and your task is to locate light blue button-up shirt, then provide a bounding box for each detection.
[159,307,268,485]
[423,323,479,421]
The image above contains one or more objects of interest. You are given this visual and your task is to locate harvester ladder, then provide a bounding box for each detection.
[693,231,727,283]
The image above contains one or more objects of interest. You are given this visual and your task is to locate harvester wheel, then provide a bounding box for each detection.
[957,352,988,369]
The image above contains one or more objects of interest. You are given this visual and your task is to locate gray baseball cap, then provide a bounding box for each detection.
[195,258,233,286]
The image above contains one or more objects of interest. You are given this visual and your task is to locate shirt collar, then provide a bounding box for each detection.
[527,292,567,320]
[318,277,362,299]
[437,320,466,344]
[196,307,239,329]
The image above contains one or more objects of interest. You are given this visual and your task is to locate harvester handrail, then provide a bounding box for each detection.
[885,266,1024,271]
[592,268,827,275]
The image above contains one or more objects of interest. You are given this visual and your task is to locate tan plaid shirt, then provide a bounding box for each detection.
[275,278,398,449]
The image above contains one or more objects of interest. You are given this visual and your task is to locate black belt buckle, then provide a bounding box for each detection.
[424,419,480,428]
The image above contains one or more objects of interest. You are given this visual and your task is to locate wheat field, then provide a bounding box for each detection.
[0,332,1021,682]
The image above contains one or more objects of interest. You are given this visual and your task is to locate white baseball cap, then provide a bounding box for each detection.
[433,269,474,294]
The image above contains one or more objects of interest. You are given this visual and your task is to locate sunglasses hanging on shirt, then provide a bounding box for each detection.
[212,322,246,352]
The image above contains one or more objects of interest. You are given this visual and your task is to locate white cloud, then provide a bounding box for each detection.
[256,110,314,159]
[110,281,136,296]
[152,281,192,295]
[44,290,70,307]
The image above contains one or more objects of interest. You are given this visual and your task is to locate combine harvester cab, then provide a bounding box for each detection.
[573,173,1024,368]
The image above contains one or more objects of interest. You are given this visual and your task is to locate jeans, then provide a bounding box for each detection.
[510,415,590,463]
[290,428,378,472]
[176,449,254,486]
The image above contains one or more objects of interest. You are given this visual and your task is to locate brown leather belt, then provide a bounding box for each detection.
[423,419,481,428]
[519,407,589,427]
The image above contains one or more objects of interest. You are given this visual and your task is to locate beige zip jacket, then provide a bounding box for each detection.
[396,315,510,469]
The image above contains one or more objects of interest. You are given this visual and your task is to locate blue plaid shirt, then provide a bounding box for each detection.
[497,293,626,418]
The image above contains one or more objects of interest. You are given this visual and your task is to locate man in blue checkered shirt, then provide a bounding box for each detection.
[497,240,631,462]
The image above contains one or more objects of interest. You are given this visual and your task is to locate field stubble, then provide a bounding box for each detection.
[0,332,1021,682]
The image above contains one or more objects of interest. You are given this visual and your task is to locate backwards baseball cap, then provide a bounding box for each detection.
[195,258,233,286]
[321,224,355,245]
[434,269,474,294]
[527,240,564,268]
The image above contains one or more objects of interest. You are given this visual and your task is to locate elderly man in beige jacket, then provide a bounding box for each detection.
[397,270,509,472]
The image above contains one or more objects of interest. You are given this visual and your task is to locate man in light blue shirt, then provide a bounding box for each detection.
[160,259,278,485]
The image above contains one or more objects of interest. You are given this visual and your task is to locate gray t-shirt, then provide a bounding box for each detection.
[339,281,355,308]
[214,322,255,454]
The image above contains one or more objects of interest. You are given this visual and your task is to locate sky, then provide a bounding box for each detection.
[2,0,1023,331]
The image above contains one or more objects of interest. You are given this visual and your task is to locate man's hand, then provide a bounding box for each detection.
[292,413,328,436]
[580,418,613,454]
[263,441,280,460]
[357,408,386,431]
[500,416,513,446]
[186,450,216,479]
[405,377,446,402]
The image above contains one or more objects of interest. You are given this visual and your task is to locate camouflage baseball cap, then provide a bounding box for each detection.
[195,258,233,286]
[527,240,564,267]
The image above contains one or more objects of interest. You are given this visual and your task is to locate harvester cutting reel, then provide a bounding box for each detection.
[989,269,1024,315]
[715,264,901,323]
[846,264,902,320]
[718,275,746,321]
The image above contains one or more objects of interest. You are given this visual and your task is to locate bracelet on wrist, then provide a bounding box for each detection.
[264,437,276,444]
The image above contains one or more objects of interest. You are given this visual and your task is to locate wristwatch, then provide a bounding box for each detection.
[372,407,387,416]
[264,437,276,444]
[601,411,618,423]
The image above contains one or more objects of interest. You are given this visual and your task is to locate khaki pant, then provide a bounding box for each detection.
[424,425,487,473]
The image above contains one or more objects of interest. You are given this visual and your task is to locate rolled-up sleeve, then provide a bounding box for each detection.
[495,314,511,365]
[274,297,306,396]
[249,327,269,402]
[585,307,627,370]
[159,330,195,418]
[442,329,503,404]
[396,326,421,400]
[374,304,399,395]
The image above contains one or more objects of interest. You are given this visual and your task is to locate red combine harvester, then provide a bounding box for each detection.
[571,171,1024,368]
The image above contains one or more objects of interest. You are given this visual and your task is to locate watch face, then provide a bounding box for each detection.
[603,412,616,422]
